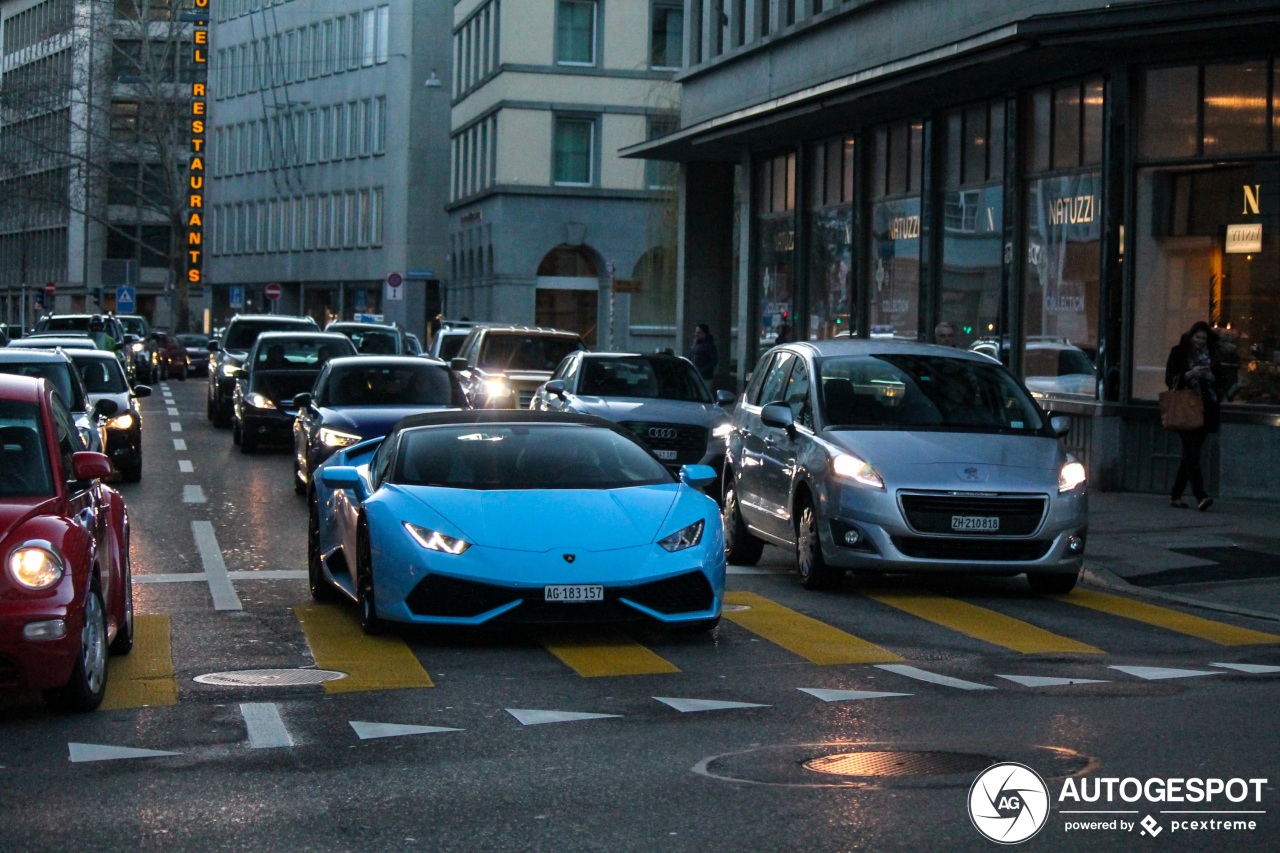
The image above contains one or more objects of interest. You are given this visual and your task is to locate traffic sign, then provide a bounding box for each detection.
[265,282,282,301]
[229,285,245,309]
[44,281,56,295]
[116,286,136,314]
[387,273,403,288]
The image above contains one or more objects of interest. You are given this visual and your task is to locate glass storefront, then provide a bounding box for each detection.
[868,120,923,340]
[755,153,796,348]
[805,136,855,340]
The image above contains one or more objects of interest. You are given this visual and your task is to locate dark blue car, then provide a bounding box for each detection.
[291,356,468,495]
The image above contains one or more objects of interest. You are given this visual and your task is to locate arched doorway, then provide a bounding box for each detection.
[536,244,599,345]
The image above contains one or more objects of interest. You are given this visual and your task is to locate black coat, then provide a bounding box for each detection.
[1165,343,1224,433]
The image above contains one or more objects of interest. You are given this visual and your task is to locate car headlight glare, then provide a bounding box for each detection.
[831,453,885,489]
[246,392,276,410]
[658,519,705,552]
[404,523,471,555]
[711,423,733,439]
[320,427,361,448]
[1058,460,1087,492]
[107,412,134,430]
[130,342,145,353]
[9,546,64,590]
[219,363,239,377]
[482,377,511,399]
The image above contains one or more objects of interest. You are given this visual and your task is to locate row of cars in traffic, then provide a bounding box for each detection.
[206,314,1087,641]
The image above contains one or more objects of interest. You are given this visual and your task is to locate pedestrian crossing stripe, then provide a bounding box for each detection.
[723,591,903,665]
[100,614,178,710]
[539,628,681,677]
[294,606,433,692]
[863,590,1103,655]
[1052,589,1280,646]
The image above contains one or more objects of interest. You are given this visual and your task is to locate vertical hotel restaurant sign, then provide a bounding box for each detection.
[188,1,210,290]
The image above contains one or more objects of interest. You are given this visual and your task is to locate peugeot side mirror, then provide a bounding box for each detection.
[760,402,795,431]
[544,379,567,397]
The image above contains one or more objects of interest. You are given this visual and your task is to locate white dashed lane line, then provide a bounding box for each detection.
[192,520,242,611]
[173,439,186,451]
[183,485,205,503]
[179,460,194,473]
[167,407,179,416]
[170,422,182,432]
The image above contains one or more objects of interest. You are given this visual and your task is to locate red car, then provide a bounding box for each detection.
[151,330,190,381]
[0,374,133,711]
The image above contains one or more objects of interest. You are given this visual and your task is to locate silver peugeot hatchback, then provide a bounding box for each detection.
[722,340,1087,593]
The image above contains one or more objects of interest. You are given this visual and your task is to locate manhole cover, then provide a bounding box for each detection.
[194,669,347,687]
[804,750,994,778]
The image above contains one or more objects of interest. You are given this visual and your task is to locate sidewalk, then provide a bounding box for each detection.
[1083,491,1280,621]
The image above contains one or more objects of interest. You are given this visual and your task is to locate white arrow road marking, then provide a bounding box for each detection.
[69,743,181,763]
[1210,662,1280,674]
[179,460,194,473]
[505,709,621,726]
[183,485,205,503]
[654,697,769,713]
[1109,665,1223,681]
[241,703,293,749]
[995,675,1110,687]
[350,722,463,740]
[192,520,242,611]
[798,688,913,702]
[173,439,186,451]
[875,664,997,691]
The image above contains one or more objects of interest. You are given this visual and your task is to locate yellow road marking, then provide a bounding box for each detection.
[864,590,1103,655]
[540,629,681,677]
[1054,589,1280,646]
[101,614,178,710]
[295,605,434,693]
[723,591,903,665]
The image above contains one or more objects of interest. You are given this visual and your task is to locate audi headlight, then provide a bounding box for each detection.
[107,412,134,430]
[246,392,276,410]
[320,427,361,448]
[831,452,885,489]
[482,377,511,399]
[404,522,471,555]
[711,423,733,439]
[1058,459,1087,493]
[658,519,705,553]
[9,545,64,590]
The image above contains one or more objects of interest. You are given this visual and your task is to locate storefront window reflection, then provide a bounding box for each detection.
[806,137,855,340]
[755,153,795,348]
[868,120,923,340]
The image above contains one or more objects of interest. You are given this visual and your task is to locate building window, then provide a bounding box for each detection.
[651,2,683,69]
[553,116,595,185]
[645,116,678,188]
[868,119,924,341]
[755,152,797,346]
[805,137,855,340]
[556,0,597,66]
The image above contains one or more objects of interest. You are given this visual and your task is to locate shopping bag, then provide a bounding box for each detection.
[1158,388,1204,431]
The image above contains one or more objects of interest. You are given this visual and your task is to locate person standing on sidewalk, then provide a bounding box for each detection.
[689,323,719,383]
[1165,321,1225,511]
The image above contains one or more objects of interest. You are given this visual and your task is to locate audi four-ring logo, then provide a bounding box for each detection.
[648,427,679,439]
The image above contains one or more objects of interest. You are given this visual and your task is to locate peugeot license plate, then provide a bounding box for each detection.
[544,584,604,603]
[654,449,678,461]
[951,515,1000,531]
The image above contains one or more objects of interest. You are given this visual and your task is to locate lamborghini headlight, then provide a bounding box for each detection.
[320,427,361,448]
[658,519,705,553]
[831,452,885,489]
[107,412,134,431]
[404,522,471,555]
[246,392,276,410]
[9,545,64,590]
[1058,459,1087,493]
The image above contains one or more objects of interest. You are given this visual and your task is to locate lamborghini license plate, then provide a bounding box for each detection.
[544,584,604,603]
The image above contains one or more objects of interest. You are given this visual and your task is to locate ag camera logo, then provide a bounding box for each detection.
[969,762,1050,844]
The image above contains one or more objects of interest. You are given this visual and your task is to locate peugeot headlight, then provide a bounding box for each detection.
[320,427,361,448]
[9,545,64,590]
[107,412,134,430]
[831,452,885,489]
[404,522,471,555]
[1058,459,1087,493]
[246,392,276,410]
[482,377,511,399]
[658,519,705,553]
[711,423,733,440]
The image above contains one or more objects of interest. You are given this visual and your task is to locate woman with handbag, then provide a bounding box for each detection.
[1164,321,1223,510]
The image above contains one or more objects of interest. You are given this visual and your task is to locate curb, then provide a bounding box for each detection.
[1080,565,1280,625]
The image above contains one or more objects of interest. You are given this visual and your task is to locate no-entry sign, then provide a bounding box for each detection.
[265,282,282,300]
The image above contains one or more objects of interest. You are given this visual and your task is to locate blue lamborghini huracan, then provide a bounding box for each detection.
[309,410,726,634]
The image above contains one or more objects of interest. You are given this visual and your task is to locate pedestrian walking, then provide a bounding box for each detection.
[688,323,718,382]
[1165,321,1225,511]
[933,321,958,346]
[773,323,791,346]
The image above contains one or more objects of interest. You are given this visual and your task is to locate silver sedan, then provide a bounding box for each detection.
[723,340,1087,593]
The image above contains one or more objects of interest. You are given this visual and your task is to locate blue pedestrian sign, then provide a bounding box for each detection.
[116,286,135,314]
[230,285,244,310]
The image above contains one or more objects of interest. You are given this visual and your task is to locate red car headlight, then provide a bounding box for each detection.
[9,543,64,590]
